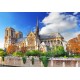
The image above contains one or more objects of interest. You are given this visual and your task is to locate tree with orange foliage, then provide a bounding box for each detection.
[6,44,17,54]
[21,46,27,53]
[66,37,80,54]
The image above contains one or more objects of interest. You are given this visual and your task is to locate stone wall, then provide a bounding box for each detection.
[0,56,80,67]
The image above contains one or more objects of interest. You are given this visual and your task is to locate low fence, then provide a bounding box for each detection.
[0,56,80,67]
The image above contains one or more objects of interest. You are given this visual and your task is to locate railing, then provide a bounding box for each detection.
[0,56,80,67]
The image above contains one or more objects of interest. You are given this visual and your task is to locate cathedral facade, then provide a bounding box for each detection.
[4,19,64,52]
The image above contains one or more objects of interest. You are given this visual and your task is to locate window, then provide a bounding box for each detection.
[11,30,13,37]
[6,30,8,36]
[57,40,60,44]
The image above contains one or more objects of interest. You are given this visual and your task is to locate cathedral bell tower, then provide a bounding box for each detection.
[4,27,16,49]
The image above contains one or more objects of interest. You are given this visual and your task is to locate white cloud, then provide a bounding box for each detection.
[62,31,80,41]
[40,12,79,41]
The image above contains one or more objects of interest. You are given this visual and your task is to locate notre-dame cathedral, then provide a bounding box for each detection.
[4,18,64,52]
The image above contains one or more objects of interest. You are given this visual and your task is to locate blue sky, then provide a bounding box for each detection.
[0,12,47,49]
[0,12,80,49]
[0,12,47,37]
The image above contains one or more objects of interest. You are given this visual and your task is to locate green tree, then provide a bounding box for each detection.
[45,51,53,57]
[0,49,7,61]
[0,48,4,51]
[53,46,65,57]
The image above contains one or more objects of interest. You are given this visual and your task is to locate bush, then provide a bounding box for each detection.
[0,48,4,51]
[0,50,7,62]
[69,54,74,57]
[64,56,68,58]
[46,51,53,57]
[31,57,34,65]
[40,56,49,67]
[26,50,41,56]
[0,51,6,56]
[26,50,33,56]
[40,51,52,57]
[31,50,40,56]
[13,52,23,57]
[22,57,26,64]
[73,54,80,58]
[40,52,46,56]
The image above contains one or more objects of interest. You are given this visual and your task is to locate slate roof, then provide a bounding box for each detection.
[40,33,63,40]
[16,37,26,43]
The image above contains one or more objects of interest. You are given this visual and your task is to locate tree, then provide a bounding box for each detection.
[66,36,80,54]
[0,48,4,51]
[6,44,17,54]
[0,49,7,56]
[0,49,7,61]
[53,46,65,57]
[45,51,53,57]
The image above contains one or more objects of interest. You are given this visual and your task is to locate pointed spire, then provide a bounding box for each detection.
[35,17,40,38]
[36,17,39,33]
[36,17,39,27]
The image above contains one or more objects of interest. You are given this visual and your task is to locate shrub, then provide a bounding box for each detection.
[32,50,41,56]
[45,51,53,57]
[0,48,4,51]
[0,50,7,62]
[40,52,46,56]
[26,50,33,56]
[31,57,34,65]
[13,51,23,57]
[64,56,68,58]
[40,56,49,67]
[73,54,80,58]
[26,50,41,56]
[22,57,26,64]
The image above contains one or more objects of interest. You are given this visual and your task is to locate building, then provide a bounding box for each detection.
[66,34,80,54]
[4,18,64,52]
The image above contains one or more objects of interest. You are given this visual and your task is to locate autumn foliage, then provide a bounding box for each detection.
[66,34,80,54]
[6,44,17,54]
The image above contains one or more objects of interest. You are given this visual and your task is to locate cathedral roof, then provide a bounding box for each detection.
[16,37,26,43]
[40,33,63,40]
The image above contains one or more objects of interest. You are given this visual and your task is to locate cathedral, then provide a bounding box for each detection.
[4,18,64,52]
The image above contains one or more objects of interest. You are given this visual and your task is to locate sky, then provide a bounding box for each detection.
[0,12,80,49]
